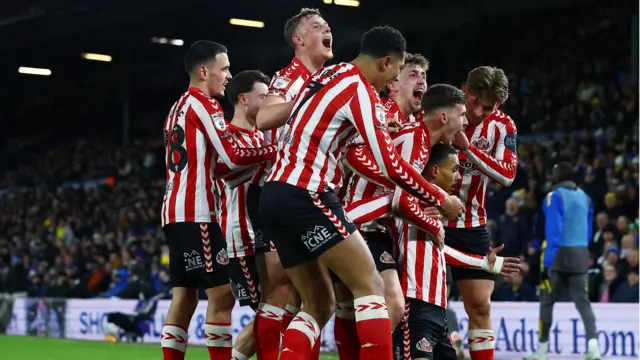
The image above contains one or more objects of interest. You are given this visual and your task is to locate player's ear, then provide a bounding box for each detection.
[292,33,304,47]
[429,165,438,179]
[238,93,247,105]
[462,85,469,95]
[379,56,392,71]
[197,65,208,81]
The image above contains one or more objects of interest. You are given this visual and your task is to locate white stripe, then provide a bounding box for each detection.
[347,195,391,221]
[287,312,319,347]
[354,295,389,321]
[443,246,484,268]
[351,81,390,177]
[189,96,239,170]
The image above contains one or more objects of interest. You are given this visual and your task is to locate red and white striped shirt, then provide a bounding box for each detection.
[447,110,518,228]
[266,62,445,208]
[394,217,487,308]
[161,87,277,227]
[214,124,264,258]
[343,121,434,232]
[252,57,312,186]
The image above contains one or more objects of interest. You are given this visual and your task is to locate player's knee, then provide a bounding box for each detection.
[386,294,405,328]
[206,285,236,312]
[264,282,291,307]
[369,271,386,296]
[171,288,199,314]
[464,298,491,320]
[305,294,336,325]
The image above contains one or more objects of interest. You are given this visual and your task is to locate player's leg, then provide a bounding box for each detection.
[567,273,600,359]
[524,270,559,360]
[434,308,459,360]
[228,256,261,359]
[333,280,360,359]
[201,222,236,359]
[406,299,441,360]
[367,231,405,328]
[248,183,295,360]
[447,227,496,360]
[160,223,201,360]
[445,271,465,360]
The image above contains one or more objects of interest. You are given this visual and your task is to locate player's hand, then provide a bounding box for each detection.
[423,206,442,220]
[452,131,470,151]
[428,225,445,250]
[440,195,464,221]
[385,116,402,135]
[486,244,521,278]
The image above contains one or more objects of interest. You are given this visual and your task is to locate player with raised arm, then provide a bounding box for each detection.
[212,70,271,360]
[159,41,276,360]
[249,8,333,360]
[260,27,464,360]
[447,66,518,360]
[334,83,463,359]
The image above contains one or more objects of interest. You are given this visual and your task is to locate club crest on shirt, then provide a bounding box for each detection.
[212,112,226,131]
[379,251,395,264]
[272,76,291,89]
[416,338,433,353]
[375,103,385,124]
[473,136,491,151]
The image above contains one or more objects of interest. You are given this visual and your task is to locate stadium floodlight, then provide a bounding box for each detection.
[18,66,51,76]
[323,0,332,3]
[151,37,184,46]
[334,0,360,6]
[229,18,265,28]
[81,53,112,62]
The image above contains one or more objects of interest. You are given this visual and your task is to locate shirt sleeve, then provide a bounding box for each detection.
[344,81,445,208]
[344,194,392,224]
[443,246,485,268]
[391,190,442,235]
[342,145,395,189]
[543,190,564,269]
[189,96,277,170]
[463,118,518,187]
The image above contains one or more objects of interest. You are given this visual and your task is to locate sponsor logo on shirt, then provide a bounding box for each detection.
[272,76,291,89]
[212,112,226,131]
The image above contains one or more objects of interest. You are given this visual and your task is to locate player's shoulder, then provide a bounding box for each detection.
[271,57,311,86]
[380,97,398,113]
[188,89,223,114]
[488,109,517,131]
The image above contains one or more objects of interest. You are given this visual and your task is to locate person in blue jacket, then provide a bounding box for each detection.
[524,162,601,360]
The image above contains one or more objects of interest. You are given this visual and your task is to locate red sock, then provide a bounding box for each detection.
[254,303,285,360]
[205,322,232,359]
[279,312,320,360]
[468,329,495,360]
[335,301,360,359]
[281,304,299,336]
[310,333,321,360]
[354,295,393,360]
[161,324,188,360]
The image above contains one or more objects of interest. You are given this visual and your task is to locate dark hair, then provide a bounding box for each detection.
[184,40,227,74]
[226,70,270,105]
[284,8,322,49]
[360,26,406,59]
[427,143,458,168]
[421,84,466,114]
[466,66,509,103]
[553,161,574,182]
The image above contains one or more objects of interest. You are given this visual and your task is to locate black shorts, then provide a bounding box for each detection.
[228,256,261,309]
[444,226,496,282]
[366,231,397,273]
[260,181,357,269]
[247,184,276,254]
[393,299,457,360]
[163,222,230,289]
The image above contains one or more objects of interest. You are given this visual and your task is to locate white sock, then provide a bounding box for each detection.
[588,338,601,355]
[232,348,250,360]
[538,341,548,354]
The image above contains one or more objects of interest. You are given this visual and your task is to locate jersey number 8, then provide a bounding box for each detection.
[164,124,188,173]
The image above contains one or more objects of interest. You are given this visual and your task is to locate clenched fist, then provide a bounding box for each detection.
[440,195,464,221]
[452,131,470,151]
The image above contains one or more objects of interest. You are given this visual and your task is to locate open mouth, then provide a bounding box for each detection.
[413,89,424,103]
[322,37,332,50]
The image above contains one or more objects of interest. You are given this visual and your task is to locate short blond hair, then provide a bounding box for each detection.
[284,8,322,49]
[466,66,509,102]
[404,53,429,71]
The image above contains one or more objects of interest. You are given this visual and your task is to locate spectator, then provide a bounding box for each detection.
[494,269,537,302]
[598,264,622,303]
[494,198,531,258]
[611,269,639,303]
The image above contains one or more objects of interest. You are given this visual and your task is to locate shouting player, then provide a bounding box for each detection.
[334,83,464,359]
[250,8,333,360]
[160,41,277,360]
[447,66,518,360]
[213,70,271,360]
[382,53,429,133]
[260,27,464,360]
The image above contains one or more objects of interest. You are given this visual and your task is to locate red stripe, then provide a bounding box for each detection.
[184,113,198,222]
[204,141,214,222]
[237,184,253,255]
[440,256,447,307]
[166,95,190,223]
[428,244,439,304]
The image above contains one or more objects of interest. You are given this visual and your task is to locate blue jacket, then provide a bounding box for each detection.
[542,181,592,273]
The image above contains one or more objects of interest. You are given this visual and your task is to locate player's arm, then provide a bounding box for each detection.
[391,190,442,236]
[542,190,564,269]
[462,119,518,187]
[342,144,395,189]
[190,98,277,170]
[256,95,295,131]
[347,83,445,208]
[345,194,393,225]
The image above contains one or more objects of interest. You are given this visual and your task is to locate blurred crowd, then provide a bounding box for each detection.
[0,3,637,303]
